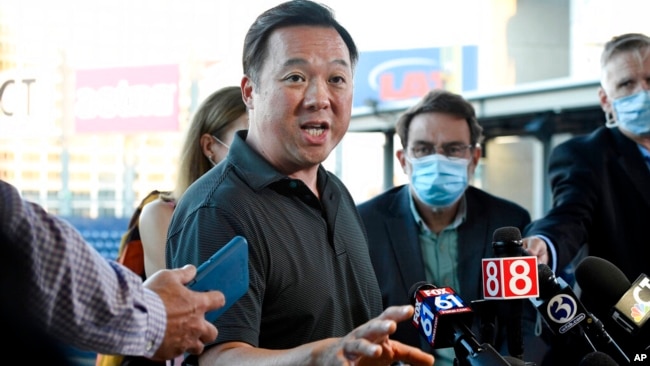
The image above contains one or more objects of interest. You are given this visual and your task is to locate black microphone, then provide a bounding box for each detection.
[611,273,650,336]
[532,263,630,365]
[471,298,497,346]
[575,256,650,357]
[492,226,526,360]
[578,351,619,366]
[409,281,512,366]
[492,226,527,257]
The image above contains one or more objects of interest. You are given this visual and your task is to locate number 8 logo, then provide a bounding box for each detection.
[485,261,500,297]
[508,259,533,296]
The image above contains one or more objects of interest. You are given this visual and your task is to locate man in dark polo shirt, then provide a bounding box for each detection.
[166,1,434,366]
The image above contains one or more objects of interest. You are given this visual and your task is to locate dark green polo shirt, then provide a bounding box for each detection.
[167,130,383,349]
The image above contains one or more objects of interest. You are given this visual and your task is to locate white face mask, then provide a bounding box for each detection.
[407,154,469,208]
[213,135,231,149]
[608,90,650,136]
[207,135,230,166]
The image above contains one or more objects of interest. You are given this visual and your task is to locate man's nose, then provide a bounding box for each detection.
[304,80,331,110]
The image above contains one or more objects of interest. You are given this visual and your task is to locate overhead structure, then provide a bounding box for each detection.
[349,78,605,195]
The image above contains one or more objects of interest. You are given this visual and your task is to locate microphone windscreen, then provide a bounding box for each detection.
[492,226,522,242]
[537,263,561,299]
[407,281,433,305]
[578,351,619,366]
[575,256,630,307]
[502,355,527,366]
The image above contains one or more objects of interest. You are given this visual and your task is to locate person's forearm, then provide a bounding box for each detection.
[0,180,166,356]
[66,259,168,357]
[40,214,167,356]
[199,339,341,366]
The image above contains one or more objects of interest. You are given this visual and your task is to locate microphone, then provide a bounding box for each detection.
[492,226,527,257]
[612,273,650,335]
[483,227,539,360]
[470,298,498,346]
[532,263,630,365]
[574,256,631,322]
[578,352,619,366]
[575,256,650,357]
[409,281,512,366]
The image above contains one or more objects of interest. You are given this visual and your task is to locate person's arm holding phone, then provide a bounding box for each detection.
[145,265,226,359]
[0,179,225,359]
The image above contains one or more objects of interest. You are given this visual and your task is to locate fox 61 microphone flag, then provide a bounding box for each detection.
[482,256,539,299]
[411,284,473,349]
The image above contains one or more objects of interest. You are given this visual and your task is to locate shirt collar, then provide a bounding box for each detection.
[638,144,650,170]
[228,130,331,196]
[408,189,467,233]
[228,130,293,191]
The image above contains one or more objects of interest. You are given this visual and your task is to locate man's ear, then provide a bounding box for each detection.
[241,76,254,110]
[396,149,408,174]
[598,86,612,114]
[471,144,482,166]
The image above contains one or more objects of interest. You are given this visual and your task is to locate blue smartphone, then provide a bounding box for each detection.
[186,236,249,323]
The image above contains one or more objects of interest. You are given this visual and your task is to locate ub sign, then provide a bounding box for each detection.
[353,46,477,114]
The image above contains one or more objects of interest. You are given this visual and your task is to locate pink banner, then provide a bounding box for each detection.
[74,65,179,133]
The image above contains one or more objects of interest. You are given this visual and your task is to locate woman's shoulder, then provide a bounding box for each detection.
[159,194,177,208]
[141,195,176,222]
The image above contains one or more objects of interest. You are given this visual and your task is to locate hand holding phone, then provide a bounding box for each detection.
[186,236,249,323]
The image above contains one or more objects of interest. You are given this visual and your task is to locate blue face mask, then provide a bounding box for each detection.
[611,90,650,136]
[407,154,469,208]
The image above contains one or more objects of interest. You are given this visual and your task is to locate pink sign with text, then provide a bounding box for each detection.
[74,64,179,133]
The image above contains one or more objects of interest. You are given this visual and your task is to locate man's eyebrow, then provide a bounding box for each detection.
[282,58,350,69]
[332,58,350,68]
[410,140,433,146]
[283,58,308,68]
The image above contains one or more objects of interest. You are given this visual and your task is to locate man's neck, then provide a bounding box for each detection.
[620,128,650,151]
[640,137,650,153]
[415,199,460,235]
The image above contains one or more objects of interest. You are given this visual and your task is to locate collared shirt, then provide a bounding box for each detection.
[0,179,166,357]
[408,191,467,366]
[167,130,383,350]
[408,190,466,290]
[638,144,650,170]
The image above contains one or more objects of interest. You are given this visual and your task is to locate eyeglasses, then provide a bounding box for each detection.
[212,135,230,149]
[408,142,473,160]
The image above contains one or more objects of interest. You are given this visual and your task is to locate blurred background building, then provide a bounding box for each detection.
[1,0,650,261]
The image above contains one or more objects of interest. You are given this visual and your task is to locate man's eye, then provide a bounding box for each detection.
[286,75,304,82]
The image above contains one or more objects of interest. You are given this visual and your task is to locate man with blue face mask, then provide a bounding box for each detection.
[523,33,650,287]
[522,33,650,363]
[358,89,550,366]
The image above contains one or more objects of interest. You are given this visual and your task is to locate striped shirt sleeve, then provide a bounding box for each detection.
[0,179,166,357]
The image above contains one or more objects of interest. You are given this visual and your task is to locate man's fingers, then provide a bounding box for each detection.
[347,306,412,346]
[184,340,205,355]
[342,338,381,360]
[378,305,413,322]
[390,341,435,366]
[198,317,218,343]
[178,264,198,284]
[196,289,226,311]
